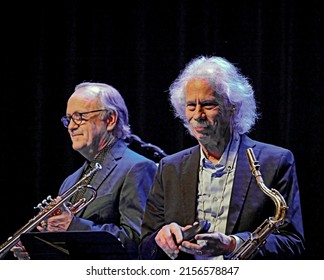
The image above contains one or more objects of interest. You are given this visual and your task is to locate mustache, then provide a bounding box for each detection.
[190,119,216,128]
[71,130,83,136]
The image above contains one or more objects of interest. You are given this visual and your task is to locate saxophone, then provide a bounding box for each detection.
[230,148,287,260]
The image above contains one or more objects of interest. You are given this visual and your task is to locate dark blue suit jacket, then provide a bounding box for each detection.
[139,135,305,259]
[58,139,157,259]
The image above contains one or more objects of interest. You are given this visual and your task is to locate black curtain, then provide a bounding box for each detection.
[1,0,323,260]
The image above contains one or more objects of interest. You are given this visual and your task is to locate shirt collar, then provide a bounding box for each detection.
[200,132,241,172]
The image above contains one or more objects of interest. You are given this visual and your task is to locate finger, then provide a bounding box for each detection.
[179,245,203,256]
[169,224,184,245]
[47,223,64,231]
[156,240,179,259]
[158,224,181,248]
[197,239,208,247]
[11,246,23,253]
[37,225,46,232]
[182,224,193,231]
[155,228,180,259]
[195,233,212,240]
[181,240,201,248]
[167,251,179,260]
[14,252,30,260]
[11,242,26,252]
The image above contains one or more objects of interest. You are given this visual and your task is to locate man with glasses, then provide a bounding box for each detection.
[12,82,157,259]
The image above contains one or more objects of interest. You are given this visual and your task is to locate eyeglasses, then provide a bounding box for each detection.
[61,109,107,128]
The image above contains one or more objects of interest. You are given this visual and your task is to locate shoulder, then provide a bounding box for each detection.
[102,140,157,174]
[149,146,200,180]
[158,145,200,166]
[124,147,157,166]
[242,135,295,163]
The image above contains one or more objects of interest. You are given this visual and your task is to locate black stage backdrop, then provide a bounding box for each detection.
[1,0,323,260]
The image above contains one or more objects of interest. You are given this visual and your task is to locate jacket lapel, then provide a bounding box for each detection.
[79,140,125,216]
[180,146,201,224]
[88,140,125,193]
[226,135,256,234]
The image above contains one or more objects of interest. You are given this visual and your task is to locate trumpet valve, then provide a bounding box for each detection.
[42,199,49,206]
[34,203,44,211]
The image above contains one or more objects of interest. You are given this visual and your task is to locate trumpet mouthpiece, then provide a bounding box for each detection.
[95,163,102,170]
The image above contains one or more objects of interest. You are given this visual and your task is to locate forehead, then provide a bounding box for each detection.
[185,78,215,98]
[67,88,100,112]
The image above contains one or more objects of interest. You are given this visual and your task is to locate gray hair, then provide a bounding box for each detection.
[169,56,259,134]
[75,82,131,139]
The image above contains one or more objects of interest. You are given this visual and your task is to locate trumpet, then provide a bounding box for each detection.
[230,148,287,260]
[0,163,102,259]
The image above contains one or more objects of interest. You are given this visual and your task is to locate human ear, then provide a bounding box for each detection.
[106,111,118,132]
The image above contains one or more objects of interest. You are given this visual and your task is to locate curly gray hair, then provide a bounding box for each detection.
[169,56,259,134]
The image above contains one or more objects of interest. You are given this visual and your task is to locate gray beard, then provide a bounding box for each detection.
[199,134,229,156]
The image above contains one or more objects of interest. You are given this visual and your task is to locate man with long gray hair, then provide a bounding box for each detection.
[139,56,305,260]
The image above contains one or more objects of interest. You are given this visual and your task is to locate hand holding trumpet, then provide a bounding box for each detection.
[0,163,101,260]
[37,197,74,232]
[10,196,74,259]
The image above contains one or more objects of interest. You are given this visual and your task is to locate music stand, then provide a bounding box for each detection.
[20,231,129,260]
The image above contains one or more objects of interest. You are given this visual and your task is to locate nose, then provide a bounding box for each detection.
[67,118,80,130]
[192,105,206,120]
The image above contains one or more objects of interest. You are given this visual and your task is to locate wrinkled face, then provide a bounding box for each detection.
[65,88,110,159]
[185,78,232,147]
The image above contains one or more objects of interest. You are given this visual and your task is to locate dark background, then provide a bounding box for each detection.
[1,0,323,260]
